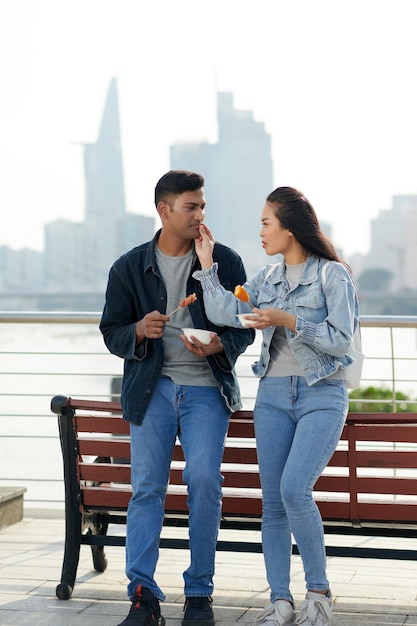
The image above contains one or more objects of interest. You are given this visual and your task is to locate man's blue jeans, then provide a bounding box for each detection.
[126,377,230,601]
[253,376,348,604]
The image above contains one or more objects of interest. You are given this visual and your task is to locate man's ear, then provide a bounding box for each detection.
[157,201,168,219]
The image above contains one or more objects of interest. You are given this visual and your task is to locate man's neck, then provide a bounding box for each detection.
[157,233,193,257]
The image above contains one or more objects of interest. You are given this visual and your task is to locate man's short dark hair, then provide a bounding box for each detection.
[154,170,205,207]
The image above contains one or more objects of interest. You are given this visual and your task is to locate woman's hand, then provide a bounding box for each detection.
[247,308,297,332]
[195,224,215,269]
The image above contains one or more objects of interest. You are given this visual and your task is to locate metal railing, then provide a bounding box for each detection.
[1,312,417,510]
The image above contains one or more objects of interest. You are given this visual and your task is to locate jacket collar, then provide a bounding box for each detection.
[145,229,198,272]
[269,254,321,285]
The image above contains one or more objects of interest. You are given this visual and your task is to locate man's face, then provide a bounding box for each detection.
[160,188,206,240]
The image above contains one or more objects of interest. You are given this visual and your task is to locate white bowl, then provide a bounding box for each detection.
[181,328,216,345]
[236,313,259,328]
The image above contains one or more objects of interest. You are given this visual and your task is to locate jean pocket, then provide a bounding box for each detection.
[318,377,346,387]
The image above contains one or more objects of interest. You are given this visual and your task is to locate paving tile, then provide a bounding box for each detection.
[1,516,417,625]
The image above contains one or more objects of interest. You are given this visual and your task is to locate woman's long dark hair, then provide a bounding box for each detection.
[266,186,349,268]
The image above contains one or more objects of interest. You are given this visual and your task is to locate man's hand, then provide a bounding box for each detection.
[136,311,169,344]
[180,332,224,356]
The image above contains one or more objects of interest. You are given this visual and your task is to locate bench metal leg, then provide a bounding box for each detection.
[56,506,82,600]
[56,409,82,600]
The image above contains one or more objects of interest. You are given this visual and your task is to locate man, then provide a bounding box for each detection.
[100,170,255,626]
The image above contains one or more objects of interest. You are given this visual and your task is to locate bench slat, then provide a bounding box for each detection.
[353,501,417,522]
[348,424,417,444]
[346,413,417,425]
[355,450,417,468]
[353,476,417,496]
[78,439,130,458]
[76,415,129,435]
[226,420,256,438]
[79,463,131,484]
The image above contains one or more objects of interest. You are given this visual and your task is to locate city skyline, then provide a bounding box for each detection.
[1,72,416,314]
[1,1,417,258]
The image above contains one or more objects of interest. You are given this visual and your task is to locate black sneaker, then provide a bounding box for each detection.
[117,585,165,626]
[182,596,215,626]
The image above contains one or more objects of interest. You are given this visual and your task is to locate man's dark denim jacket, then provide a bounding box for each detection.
[100,230,255,424]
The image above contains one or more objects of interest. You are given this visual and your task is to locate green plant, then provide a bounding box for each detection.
[349,385,417,412]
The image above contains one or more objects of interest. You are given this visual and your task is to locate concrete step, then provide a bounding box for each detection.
[0,486,26,529]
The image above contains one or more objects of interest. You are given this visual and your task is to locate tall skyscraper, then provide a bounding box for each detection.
[170,92,273,275]
[43,78,155,298]
[84,78,126,221]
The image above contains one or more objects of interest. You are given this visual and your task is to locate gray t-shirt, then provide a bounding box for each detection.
[155,246,217,386]
[266,263,304,377]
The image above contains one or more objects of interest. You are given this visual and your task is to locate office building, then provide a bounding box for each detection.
[170,92,273,275]
[365,195,417,291]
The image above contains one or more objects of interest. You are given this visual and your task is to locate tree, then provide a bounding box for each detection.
[349,385,417,412]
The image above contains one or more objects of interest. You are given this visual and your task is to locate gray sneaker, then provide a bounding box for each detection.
[256,600,296,626]
[295,591,333,626]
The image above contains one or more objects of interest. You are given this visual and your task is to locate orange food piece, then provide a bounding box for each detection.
[180,293,197,307]
[234,285,250,303]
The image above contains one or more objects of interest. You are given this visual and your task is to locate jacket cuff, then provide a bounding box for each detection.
[134,338,148,360]
[192,263,221,291]
[295,316,318,342]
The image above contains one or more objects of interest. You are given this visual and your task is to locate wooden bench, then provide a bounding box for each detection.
[51,395,417,600]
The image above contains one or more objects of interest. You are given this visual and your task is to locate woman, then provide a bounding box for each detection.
[193,187,359,626]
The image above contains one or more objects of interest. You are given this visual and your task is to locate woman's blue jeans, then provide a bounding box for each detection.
[253,376,348,604]
[126,377,230,601]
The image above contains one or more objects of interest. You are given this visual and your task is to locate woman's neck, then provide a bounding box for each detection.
[284,249,308,265]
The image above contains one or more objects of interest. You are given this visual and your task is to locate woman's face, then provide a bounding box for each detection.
[259,202,293,256]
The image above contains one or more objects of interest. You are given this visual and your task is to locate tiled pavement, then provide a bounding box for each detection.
[0,512,417,625]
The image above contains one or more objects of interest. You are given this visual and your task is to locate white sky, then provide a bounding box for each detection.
[1,0,416,257]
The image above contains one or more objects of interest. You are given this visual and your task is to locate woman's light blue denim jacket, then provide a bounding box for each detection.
[193,254,360,386]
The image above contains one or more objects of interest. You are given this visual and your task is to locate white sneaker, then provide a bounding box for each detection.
[295,591,333,625]
[256,600,296,626]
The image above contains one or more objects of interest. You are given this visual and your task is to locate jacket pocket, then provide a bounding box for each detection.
[295,287,327,318]
[257,284,277,307]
